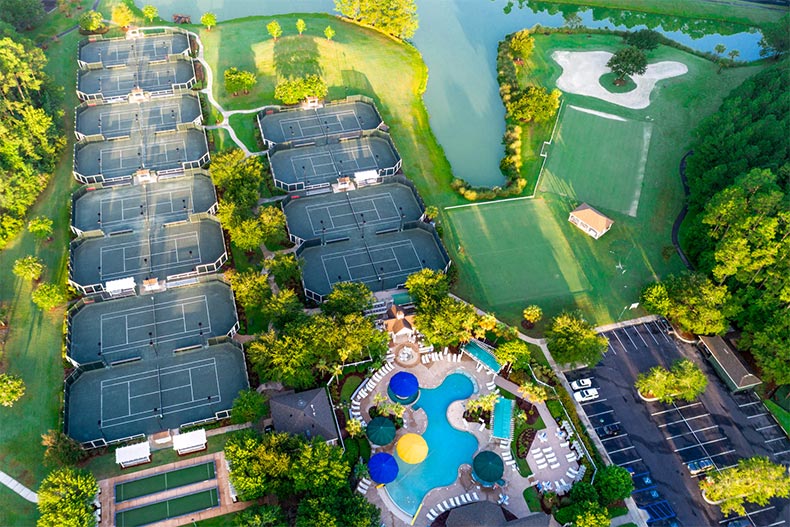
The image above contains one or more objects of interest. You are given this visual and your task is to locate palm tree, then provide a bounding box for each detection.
[714,44,726,73]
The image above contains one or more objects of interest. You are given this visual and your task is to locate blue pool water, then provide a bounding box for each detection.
[385,373,479,516]
[492,397,514,440]
[463,340,501,373]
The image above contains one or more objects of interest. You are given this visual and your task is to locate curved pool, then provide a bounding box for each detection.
[384,373,479,516]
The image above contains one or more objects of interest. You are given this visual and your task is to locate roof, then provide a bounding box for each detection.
[445,501,551,527]
[570,203,614,233]
[700,336,762,389]
[172,429,206,451]
[270,388,339,442]
[115,441,150,464]
[383,306,415,334]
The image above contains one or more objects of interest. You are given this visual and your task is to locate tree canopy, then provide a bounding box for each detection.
[509,29,534,58]
[624,29,661,50]
[267,20,282,40]
[79,10,105,32]
[0,372,25,407]
[27,216,52,239]
[274,74,328,105]
[635,359,707,403]
[414,296,479,348]
[201,12,217,31]
[701,456,790,515]
[12,255,44,281]
[141,5,158,22]
[594,465,634,506]
[225,268,271,312]
[111,3,134,28]
[606,46,648,82]
[224,67,258,96]
[0,0,43,31]
[31,282,66,311]
[334,0,418,40]
[37,467,97,527]
[546,312,607,367]
[405,268,449,314]
[231,389,269,424]
[41,430,86,467]
[296,18,306,35]
[505,85,561,123]
[322,281,374,317]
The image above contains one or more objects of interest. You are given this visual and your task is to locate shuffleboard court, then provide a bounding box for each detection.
[284,182,423,242]
[76,94,202,139]
[78,59,195,100]
[540,105,652,217]
[115,461,216,503]
[80,33,189,68]
[270,136,400,190]
[75,128,207,181]
[72,174,217,234]
[259,100,382,144]
[68,280,237,365]
[115,487,220,527]
[69,218,225,289]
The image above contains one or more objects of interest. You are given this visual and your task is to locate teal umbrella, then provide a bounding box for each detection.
[366,416,396,446]
[472,450,504,484]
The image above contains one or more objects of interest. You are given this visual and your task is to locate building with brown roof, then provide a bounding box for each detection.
[568,203,614,239]
[382,305,417,343]
[699,336,762,393]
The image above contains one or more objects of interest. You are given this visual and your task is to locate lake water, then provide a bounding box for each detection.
[138,0,763,186]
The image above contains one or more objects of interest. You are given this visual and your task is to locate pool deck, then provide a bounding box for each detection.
[355,349,564,527]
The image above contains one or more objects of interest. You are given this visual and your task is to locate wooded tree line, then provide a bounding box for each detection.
[334,0,418,40]
[0,26,65,249]
[644,63,789,386]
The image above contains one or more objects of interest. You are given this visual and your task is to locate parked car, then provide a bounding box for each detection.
[571,378,593,391]
[687,459,714,475]
[726,520,752,527]
[599,423,621,437]
[573,388,599,402]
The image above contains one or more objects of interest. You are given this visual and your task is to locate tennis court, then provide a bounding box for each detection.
[258,100,382,144]
[115,461,216,503]
[76,94,202,140]
[540,105,652,217]
[284,182,423,242]
[269,135,400,190]
[74,128,208,182]
[78,59,195,100]
[68,279,237,365]
[72,174,217,234]
[69,218,225,289]
[68,345,246,443]
[80,33,189,68]
[115,487,219,527]
[299,226,448,298]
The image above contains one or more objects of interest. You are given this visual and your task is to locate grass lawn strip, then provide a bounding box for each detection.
[116,487,220,527]
[765,400,790,437]
[115,461,216,503]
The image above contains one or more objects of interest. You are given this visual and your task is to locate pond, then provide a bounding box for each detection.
[137,0,763,186]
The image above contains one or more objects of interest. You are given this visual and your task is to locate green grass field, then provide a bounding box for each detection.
[115,487,219,527]
[115,462,216,503]
[541,104,652,217]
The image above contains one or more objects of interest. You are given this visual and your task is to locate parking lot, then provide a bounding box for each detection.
[567,318,789,527]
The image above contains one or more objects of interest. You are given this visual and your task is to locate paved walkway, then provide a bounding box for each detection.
[0,470,38,503]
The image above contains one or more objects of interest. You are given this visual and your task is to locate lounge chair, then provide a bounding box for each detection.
[550,463,560,469]
[437,503,445,512]
[460,495,468,504]
[472,492,480,501]
[465,493,473,502]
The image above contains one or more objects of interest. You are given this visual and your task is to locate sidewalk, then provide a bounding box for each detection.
[0,470,38,503]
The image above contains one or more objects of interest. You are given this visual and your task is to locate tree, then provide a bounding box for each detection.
[0,0,44,31]
[201,12,217,31]
[606,46,648,84]
[111,3,134,28]
[41,430,86,467]
[493,339,530,371]
[546,312,607,367]
[518,381,548,403]
[727,49,740,64]
[322,281,374,317]
[258,206,286,245]
[569,480,599,504]
[224,67,245,96]
[625,29,661,50]
[663,272,736,335]
[324,25,336,40]
[293,440,350,492]
[296,18,306,36]
[506,85,561,123]
[640,282,671,317]
[231,389,269,424]
[31,282,66,311]
[228,216,266,251]
[238,70,257,94]
[141,4,158,22]
[671,359,708,402]
[573,500,610,527]
[758,14,790,58]
[424,205,439,221]
[267,20,282,41]
[37,467,97,527]
[509,29,534,58]
[224,430,301,501]
[13,255,44,281]
[334,0,417,40]
[0,373,25,407]
[346,418,364,438]
[522,305,543,326]
[78,10,104,33]
[594,465,634,506]
[296,488,380,527]
[701,456,790,515]
[274,75,328,105]
[415,296,479,348]
[262,289,305,330]
[635,359,707,403]
[235,504,287,527]
[466,392,500,414]
[27,216,52,239]
[225,268,271,311]
[267,253,301,290]
[405,268,449,314]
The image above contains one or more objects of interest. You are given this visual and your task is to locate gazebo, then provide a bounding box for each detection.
[368,452,399,484]
[388,371,419,404]
[366,416,396,446]
[396,433,428,464]
[472,450,504,487]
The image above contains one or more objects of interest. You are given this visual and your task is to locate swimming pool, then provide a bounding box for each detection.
[492,397,514,440]
[463,340,501,373]
[384,373,479,516]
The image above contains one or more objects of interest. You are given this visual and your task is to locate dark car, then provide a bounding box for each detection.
[599,423,621,437]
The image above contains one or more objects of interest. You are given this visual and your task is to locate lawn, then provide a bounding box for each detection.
[445,33,764,328]
[765,400,790,437]
[522,486,542,513]
[228,113,261,152]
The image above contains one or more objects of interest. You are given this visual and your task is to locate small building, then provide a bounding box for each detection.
[115,441,151,468]
[270,388,339,444]
[172,429,207,455]
[383,305,416,343]
[445,501,552,527]
[699,336,762,393]
[568,203,614,239]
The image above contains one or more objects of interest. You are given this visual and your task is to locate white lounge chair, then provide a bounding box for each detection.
[460,495,468,504]
[550,463,560,469]
[465,493,473,502]
[472,492,480,501]
[437,503,445,512]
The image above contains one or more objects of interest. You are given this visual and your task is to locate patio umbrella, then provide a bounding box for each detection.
[366,416,396,446]
[368,452,399,484]
[396,433,428,464]
[389,371,419,399]
[472,450,504,484]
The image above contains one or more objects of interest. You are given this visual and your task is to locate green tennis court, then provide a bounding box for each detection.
[539,104,652,217]
[115,487,219,527]
[115,461,216,503]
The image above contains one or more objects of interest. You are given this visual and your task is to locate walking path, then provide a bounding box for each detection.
[672,150,695,270]
[0,470,38,503]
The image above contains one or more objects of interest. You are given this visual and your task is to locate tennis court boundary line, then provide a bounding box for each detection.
[444,195,535,211]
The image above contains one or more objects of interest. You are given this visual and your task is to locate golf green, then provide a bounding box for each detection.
[115,487,219,527]
[115,462,216,503]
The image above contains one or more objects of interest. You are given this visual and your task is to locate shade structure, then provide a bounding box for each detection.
[368,452,399,484]
[366,416,396,446]
[473,450,504,484]
[396,433,428,464]
[390,371,419,399]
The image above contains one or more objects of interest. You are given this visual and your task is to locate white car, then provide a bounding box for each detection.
[570,378,592,391]
[573,388,599,402]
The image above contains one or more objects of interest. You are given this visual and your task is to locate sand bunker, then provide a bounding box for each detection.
[552,50,687,109]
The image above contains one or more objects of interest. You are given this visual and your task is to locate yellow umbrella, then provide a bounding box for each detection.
[397,433,428,464]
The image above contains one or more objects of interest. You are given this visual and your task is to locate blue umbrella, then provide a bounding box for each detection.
[368,452,399,484]
[389,371,419,399]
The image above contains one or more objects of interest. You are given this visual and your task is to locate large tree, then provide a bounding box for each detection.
[335,0,418,40]
[295,489,380,527]
[225,430,301,501]
[322,281,374,317]
[224,268,271,312]
[506,85,561,123]
[546,312,607,367]
[41,430,87,467]
[201,12,217,31]
[12,255,44,281]
[635,359,707,403]
[31,282,66,311]
[509,29,534,58]
[573,500,610,527]
[606,46,648,84]
[663,272,737,335]
[263,289,306,331]
[701,456,790,515]
[0,0,44,31]
[78,10,104,32]
[111,3,134,28]
[759,14,790,59]
[292,440,350,492]
[625,28,661,50]
[415,296,479,348]
[594,465,634,506]
[37,467,97,527]
[405,268,449,314]
[0,372,25,407]
[27,216,52,239]
[231,389,269,424]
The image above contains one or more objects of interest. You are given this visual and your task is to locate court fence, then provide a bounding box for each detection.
[74,100,204,144]
[77,27,191,70]
[76,57,197,103]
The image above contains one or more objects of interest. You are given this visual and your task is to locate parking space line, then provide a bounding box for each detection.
[608,446,636,455]
[652,402,702,416]
[617,458,642,466]
[765,522,786,527]
[582,398,607,406]
[587,409,614,418]
[644,323,660,345]
[765,437,785,443]
[610,330,627,352]
[666,425,718,440]
[659,413,709,427]
[756,424,779,431]
[674,437,727,452]
[601,434,626,442]
[773,448,790,456]
[748,412,769,419]
[738,400,761,408]
[621,327,638,348]
[630,325,649,347]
